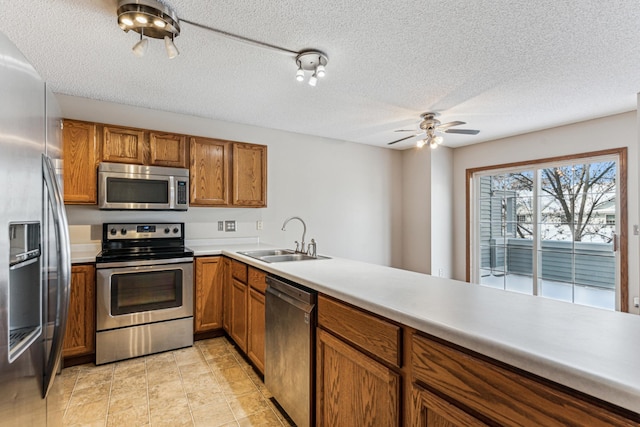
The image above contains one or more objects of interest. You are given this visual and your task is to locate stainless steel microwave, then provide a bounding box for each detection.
[98,162,189,210]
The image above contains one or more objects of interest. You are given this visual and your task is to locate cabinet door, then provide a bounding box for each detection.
[316,328,400,426]
[190,137,230,206]
[412,384,488,427]
[232,143,267,207]
[222,258,231,333]
[63,265,96,358]
[149,132,187,168]
[194,257,224,333]
[230,279,248,352]
[247,288,265,374]
[102,126,146,164]
[62,120,98,204]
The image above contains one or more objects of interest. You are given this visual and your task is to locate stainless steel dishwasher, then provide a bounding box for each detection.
[265,275,316,427]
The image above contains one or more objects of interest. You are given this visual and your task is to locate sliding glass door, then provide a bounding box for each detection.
[472,153,621,310]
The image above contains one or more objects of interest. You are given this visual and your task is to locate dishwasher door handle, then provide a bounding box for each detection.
[266,285,315,314]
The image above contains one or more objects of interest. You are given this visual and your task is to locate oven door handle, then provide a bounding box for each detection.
[42,154,71,398]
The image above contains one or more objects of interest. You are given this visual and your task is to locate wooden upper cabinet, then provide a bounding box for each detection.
[102,126,146,164]
[189,137,230,206]
[62,119,98,204]
[233,143,267,207]
[150,132,188,168]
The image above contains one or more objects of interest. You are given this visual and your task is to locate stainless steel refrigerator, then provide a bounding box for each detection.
[0,31,71,426]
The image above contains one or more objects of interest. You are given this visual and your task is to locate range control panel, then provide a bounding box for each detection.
[104,223,183,240]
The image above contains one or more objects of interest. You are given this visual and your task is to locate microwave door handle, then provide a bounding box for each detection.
[42,154,71,398]
[169,175,175,209]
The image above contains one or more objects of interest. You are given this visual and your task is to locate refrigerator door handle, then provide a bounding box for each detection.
[42,154,71,398]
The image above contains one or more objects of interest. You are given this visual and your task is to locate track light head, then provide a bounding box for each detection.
[132,35,149,57]
[308,73,318,87]
[164,35,179,59]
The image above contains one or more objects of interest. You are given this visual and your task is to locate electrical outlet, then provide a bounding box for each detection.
[217,221,224,231]
[256,220,263,230]
[225,220,236,232]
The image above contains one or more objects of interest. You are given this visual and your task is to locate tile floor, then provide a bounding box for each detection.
[61,337,293,427]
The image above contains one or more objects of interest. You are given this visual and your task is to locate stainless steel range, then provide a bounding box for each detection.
[95,222,194,365]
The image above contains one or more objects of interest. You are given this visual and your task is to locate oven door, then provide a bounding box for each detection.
[96,260,193,331]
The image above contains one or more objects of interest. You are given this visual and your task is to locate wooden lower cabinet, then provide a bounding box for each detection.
[316,328,401,426]
[194,257,224,333]
[229,278,248,352]
[222,257,232,333]
[411,384,488,427]
[247,285,265,374]
[63,264,95,358]
[411,333,638,427]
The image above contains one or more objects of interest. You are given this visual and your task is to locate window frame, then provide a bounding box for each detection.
[465,147,628,312]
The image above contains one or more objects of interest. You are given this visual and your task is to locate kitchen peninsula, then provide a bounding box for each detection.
[71,240,640,425]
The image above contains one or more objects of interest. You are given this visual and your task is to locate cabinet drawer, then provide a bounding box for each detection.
[231,260,247,282]
[412,333,636,427]
[248,267,267,293]
[318,295,401,368]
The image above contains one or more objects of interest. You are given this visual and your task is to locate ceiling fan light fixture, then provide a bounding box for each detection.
[429,138,439,149]
[416,139,426,148]
[432,135,443,146]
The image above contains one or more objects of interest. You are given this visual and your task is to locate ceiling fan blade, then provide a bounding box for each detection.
[394,129,417,132]
[444,128,480,135]
[387,133,421,145]
[436,121,466,131]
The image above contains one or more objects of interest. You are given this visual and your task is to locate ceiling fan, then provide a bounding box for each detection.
[387,112,480,148]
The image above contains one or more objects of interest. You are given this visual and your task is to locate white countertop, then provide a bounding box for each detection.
[73,241,640,414]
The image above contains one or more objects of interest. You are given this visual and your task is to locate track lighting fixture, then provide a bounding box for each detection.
[294,51,329,86]
[117,0,180,58]
[116,0,330,86]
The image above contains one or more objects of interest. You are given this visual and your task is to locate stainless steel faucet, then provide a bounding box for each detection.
[281,216,307,254]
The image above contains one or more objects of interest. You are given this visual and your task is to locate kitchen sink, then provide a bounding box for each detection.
[239,249,329,263]
[240,249,296,257]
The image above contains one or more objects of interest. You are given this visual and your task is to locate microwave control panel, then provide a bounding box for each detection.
[177,181,187,205]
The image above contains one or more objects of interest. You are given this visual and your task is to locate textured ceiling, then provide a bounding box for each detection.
[1,1,640,149]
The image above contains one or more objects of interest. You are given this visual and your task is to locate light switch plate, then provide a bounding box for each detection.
[217,221,224,231]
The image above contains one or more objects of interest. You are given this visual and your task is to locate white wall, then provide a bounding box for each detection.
[451,111,639,313]
[401,147,431,273]
[430,146,454,278]
[59,95,404,267]
[400,145,454,277]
